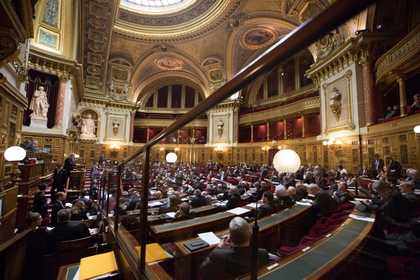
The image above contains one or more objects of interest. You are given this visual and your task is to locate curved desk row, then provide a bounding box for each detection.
[239,209,375,280]
[172,204,312,280]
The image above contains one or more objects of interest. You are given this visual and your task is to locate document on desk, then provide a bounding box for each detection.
[348,214,375,222]
[227,207,250,215]
[198,232,220,245]
[148,201,163,207]
[166,212,176,218]
[296,201,312,206]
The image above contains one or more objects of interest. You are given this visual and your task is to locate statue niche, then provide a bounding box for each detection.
[74,110,98,142]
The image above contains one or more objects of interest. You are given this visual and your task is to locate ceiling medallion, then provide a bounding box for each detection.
[155,57,183,70]
[241,27,277,50]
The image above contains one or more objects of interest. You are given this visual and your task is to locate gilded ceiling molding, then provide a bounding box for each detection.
[81,0,120,96]
[114,0,243,42]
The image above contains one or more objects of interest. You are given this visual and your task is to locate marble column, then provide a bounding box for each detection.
[301,114,305,138]
[397,76,407,117]
[250,124,253,143]
[359,51,376,126]
[130,112,135,143]
[266,121,270,142]
[53,73,69,129]
[283,119,287,139]
[146,127,150,142]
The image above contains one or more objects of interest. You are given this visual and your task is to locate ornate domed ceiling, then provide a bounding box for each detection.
[80,0,332,107]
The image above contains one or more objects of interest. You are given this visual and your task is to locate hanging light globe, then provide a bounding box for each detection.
[272,149,301,173]
[166,152,177,163]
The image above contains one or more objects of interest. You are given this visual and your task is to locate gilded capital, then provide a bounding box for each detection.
[58,72,70,83]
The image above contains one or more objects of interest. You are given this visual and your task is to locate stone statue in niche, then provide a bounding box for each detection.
[81,114,96,136]
[74,111,98,141]
[29,86,49,118]
[329,87,342,121]
[217,119,224,138]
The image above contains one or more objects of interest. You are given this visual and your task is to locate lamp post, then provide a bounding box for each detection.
[4,146,27,183]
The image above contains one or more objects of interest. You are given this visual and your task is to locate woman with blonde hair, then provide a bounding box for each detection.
[70,200,88,220]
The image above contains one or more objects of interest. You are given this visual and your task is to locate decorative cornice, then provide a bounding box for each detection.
[307,32,390,85]
[374,25,420,88]
[239,96,320,125]
[134,118,207,128]
[113,0,243,42]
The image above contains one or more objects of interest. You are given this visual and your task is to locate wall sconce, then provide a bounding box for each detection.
[159,147,164,151]
[110,144,120,157]
[214,146,224,153]
[174,147,180,152]
[322,137,342,150]
[261,147,268,152]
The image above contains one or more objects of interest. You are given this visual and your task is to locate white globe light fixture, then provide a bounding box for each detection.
[272,149,301,173]
[166,152,177,163]
[4,146,26,162]
[414,125,420,134]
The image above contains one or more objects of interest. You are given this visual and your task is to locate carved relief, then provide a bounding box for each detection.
[0,28,20,68]
[329,87,341,121]
[109,81,129,101]
[315,32,342,62]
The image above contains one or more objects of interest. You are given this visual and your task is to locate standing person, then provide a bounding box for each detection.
[51,163,67,203]
[385,155,403,178]
[33,183,51,220]
[371,154,385,178]
[50,192,66,227]
[64,153,77,177]
[199,217,269,279]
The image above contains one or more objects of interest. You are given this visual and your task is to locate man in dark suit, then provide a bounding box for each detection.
[357,164,373,178]
[45,208,90,254]
[51,163,67,203]
[190,189,207,208]
[199,216,269,279]
[214,185,242,211]
[64,153,77,177]
[371,154,385,178]
[332,182,354,204]
[385,155,403,178]
[50,192,66,227]
[247,191,279,221]
[33,183,51,219]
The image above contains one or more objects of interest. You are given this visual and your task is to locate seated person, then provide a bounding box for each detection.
[214,185,242,211]
[191,189,207,208]
[313,189,338,217]
[357,164,373,178]
[346,172,358,188]
[199,217,269,279]
[286,186,299,202]
[247,191,279,221]
[410,93,420,114]
[274,185,294,209]
[360,180,412,230]
[70,200,88,221]
[158,195,178,214]
[215,184,229,201]
[383,217,420,255]
[332,182,354,204]
[71,189,89,204]
[205,185,218,205]
[170,202,196,222]
[84,199,98,215]
[399,181,420,214]
[25,212,43,231]
[46,209,90,253]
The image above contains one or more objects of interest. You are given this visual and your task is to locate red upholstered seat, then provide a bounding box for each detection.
[387,256,420,278]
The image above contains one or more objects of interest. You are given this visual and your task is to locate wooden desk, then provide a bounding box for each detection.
[150,207,252,243]
[172,204,311,280]
[239,210,375,280]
